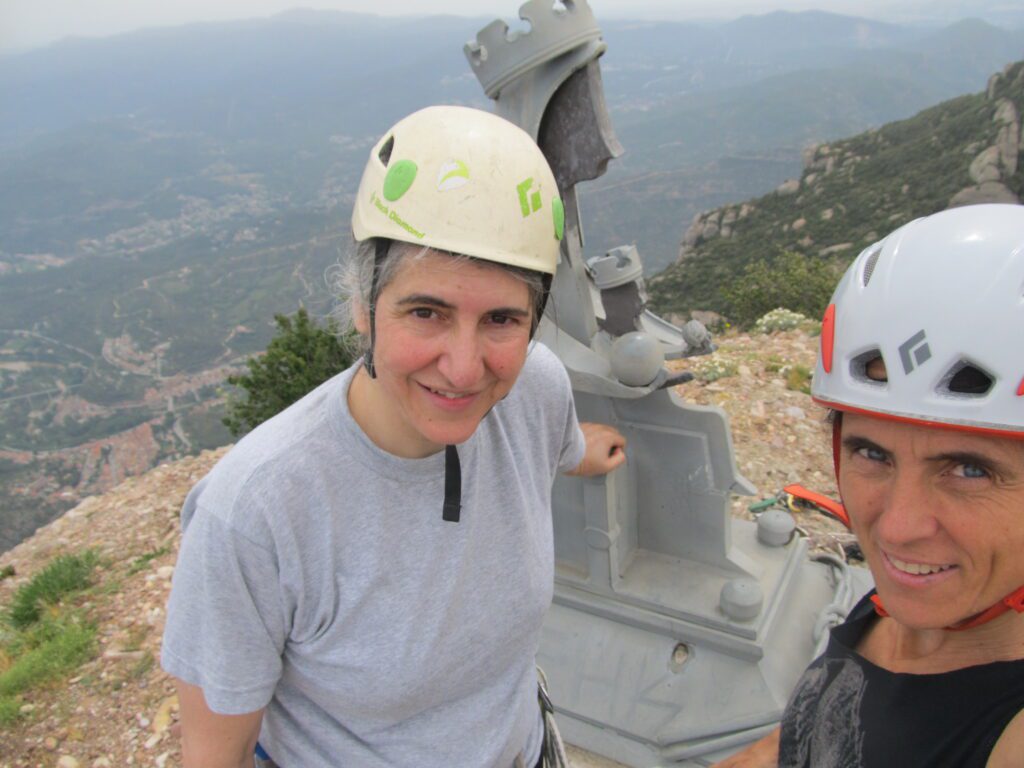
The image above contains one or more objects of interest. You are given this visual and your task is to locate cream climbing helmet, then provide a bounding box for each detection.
[813,203,1024,436]
[350,106,565,526]
[351,105,564,275]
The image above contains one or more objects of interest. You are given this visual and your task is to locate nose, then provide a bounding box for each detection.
[872,468,940,547]
[436,323,484,389]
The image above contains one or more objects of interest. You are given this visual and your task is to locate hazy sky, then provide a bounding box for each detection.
[0,0,1003,54]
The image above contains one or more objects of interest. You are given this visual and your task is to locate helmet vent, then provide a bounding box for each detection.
[861,245,883,287]
[378,136,395,166]
[851,349,887,385]
[942,362,993,396]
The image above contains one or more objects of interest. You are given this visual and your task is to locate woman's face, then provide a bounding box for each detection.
[839,412,1024,629]
[355,249,533,458]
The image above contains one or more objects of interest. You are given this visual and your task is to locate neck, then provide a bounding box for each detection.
[347,367,442,459]
[869,611,1024,673]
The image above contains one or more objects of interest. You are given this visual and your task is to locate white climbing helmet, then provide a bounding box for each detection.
[351,105,564,275]
[812,203,1024,437]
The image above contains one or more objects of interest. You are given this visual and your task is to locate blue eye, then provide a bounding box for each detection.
[953,463,989,479]
[856,446,887,462]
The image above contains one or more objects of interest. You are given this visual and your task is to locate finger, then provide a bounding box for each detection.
[606,447,627,469]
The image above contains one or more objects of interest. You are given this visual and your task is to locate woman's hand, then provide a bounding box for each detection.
[568,422,627,477]
[709,727,780,768]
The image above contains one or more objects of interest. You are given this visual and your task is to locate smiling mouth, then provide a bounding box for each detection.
[886,554,955,576]
[422,384,475,400]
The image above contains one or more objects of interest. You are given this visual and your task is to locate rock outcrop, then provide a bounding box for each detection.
[950,71,1022,207]
[675,61,1023,266]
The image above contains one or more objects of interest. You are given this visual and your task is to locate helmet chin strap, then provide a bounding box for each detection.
[829,419,1024,630]
[442,445,462,523]
[361,240,390,379]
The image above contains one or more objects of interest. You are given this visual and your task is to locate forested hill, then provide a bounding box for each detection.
[649,60,1024,320]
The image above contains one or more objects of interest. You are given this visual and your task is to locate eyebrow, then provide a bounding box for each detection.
[395,293,530,317]
[927,451,1006,474]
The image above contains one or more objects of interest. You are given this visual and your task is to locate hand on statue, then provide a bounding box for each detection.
[568,422,627,477]
[709,728,780,768]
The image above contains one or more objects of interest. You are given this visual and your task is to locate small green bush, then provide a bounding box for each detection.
[754,308,809,334]
[223,308,355,436]
[0,696,20,726]
[127,546,170,576]
[0,551,103,729]
[0,616,96,697]
[784,364,814,394]
[692,357,738,383]
[723,250,841,328]
[8,552,99,629]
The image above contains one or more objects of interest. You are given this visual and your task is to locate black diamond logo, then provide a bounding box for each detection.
[898,330,931,374]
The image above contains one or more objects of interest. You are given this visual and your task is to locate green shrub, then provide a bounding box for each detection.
[0,616,96,697]
[753,308,809,334]
[722,250,841,328]
[127,546,170,576]
[8,551,99,629]
[692,357,738,383]
[0,551,103,728]
[783,364,814,394]
[0,696,20,725]
[223,308,355,436]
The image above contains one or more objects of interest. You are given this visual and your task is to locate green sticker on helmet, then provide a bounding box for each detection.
[383,160,418,202]
[552,197,565,241]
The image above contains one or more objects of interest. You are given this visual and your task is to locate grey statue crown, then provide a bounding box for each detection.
[464,0,603,98]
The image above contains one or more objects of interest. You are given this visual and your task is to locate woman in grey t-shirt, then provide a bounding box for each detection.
[162,106,625,768]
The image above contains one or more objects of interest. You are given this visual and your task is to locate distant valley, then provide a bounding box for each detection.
[0,8,1021,550]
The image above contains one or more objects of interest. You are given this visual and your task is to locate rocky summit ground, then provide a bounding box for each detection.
[0,327,851,768]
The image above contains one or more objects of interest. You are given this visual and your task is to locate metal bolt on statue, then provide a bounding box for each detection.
[464,3,871,766]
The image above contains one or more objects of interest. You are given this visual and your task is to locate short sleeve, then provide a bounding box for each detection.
[161,505,288,714]
[557,410,586,475]
[555,376,586,475]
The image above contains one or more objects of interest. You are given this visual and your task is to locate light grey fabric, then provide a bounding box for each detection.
[161,342,585,768]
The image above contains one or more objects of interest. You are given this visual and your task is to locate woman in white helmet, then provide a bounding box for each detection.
[162,106,626,768]
[716,203,1024,768]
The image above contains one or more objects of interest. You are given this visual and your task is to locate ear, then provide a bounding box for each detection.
[353,301,370,335]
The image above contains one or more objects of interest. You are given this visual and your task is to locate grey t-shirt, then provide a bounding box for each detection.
[161,342,585,768]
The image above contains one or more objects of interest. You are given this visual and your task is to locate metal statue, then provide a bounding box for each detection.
[464,2,871,765]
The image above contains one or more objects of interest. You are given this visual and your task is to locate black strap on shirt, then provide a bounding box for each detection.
[442,444,461,523]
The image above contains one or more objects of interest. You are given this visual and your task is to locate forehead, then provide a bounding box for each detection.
[385,248,529,303]
[842,412,1024,461]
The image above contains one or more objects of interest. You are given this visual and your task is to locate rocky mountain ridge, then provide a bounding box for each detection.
[650,59,1024,318]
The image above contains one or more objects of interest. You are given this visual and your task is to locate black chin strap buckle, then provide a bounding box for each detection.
[442,444,462,523]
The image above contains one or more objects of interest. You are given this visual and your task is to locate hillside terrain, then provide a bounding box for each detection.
[1,10,1020,554]
[649,59,1024,318]
[0,327,845,767]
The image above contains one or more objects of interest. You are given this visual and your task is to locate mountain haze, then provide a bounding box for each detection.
[0,9,1021,551]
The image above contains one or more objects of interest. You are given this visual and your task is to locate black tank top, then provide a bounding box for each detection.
[778,590,1024,768]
